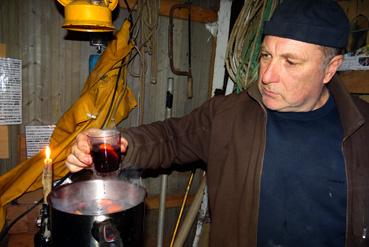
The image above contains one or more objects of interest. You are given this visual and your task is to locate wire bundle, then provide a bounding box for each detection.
[130,0,159,81]
[225,0,278,92]
[123,0,160,125]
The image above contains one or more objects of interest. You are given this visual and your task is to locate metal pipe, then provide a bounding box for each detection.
[157,175,168,247]
[157,77,174,247]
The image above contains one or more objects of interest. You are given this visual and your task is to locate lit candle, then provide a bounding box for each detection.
[42,146,53,204]
[44,146,52,165]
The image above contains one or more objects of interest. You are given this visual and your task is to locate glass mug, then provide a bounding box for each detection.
[87,128,121,177]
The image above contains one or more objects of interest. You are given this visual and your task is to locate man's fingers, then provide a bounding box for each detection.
[65,132,94,173]
[71,144,92,165]
[120,137,128,153]
[65,153,91,172]
[76,132,91,153]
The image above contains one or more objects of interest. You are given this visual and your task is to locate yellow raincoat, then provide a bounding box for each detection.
[0,20,137,231]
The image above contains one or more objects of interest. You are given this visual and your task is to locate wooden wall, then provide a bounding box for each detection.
[0,0,94,173]
[0,0,214,245]
[339,0,369,26]
[0,0,214,213]
[339,0,369,51]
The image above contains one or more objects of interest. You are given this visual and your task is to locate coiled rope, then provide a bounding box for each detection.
[225,0,278,93]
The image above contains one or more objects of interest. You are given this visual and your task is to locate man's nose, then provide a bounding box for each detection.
[260,61,279,84]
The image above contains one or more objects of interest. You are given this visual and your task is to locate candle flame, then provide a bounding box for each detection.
[45,146,51,160]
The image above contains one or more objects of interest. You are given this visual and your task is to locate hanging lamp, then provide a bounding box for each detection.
[57,0,119,32]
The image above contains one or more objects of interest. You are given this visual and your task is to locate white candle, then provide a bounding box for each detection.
[42,146,52,204]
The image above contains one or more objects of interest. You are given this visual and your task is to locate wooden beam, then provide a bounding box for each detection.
[0,44,5,56]
[19,134,27,162]
[145,194,194,210]
[119,0,218,23]
[0,43,9,159]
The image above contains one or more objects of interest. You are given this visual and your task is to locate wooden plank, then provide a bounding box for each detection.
[338,0,369,51]
[0,126,9,159]
[18,133,27,162]
[145,194,194,210]
[0,43,9,159]
[0,43,5,56]
[119,0,218,23]
[339,70,369,94]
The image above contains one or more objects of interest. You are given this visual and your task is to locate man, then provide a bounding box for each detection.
[66,0,369,246]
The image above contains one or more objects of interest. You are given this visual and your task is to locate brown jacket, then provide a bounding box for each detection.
[122,75,369,247]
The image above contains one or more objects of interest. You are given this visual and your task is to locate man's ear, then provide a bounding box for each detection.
[323,55,343,84]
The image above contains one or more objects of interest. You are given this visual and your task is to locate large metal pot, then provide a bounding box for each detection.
[48,179,146,247]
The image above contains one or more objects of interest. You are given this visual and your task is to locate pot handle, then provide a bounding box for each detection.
[92,219,123,247]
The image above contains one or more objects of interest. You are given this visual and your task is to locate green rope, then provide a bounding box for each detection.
[234,0,277,93]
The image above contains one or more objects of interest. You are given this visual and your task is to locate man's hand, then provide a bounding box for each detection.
[65,128,129,173]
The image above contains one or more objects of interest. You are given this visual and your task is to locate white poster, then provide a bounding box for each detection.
[0,57,22,124]
[25,125,55,158]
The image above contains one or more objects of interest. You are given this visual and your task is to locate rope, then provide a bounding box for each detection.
[126,0,160,125]
[225,0,278,92]
[129,0,159,82]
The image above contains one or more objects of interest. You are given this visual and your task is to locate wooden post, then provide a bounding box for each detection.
[0,43,9,159]
[211,0,233,96]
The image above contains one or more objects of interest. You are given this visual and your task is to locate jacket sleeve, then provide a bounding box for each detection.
[121,96,222,170]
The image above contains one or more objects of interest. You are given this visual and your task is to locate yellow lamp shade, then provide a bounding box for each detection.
[57,0,118,32]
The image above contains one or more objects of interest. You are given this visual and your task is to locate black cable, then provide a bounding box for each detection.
[124,0,133,22]
[0,197,43,242]
[0,173,71,242]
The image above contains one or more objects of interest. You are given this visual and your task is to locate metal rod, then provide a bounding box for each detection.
[157,174,168,247]
[157,77,174,247]
[173,173,206,247]
[187,2,193,98]
[168,3,193,98]
[188,3,191,74]
[168,4,191,77]
[170,171,195,247]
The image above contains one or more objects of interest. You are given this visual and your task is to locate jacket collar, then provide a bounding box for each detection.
[328,75,365,139]
[247,75,365,138]
[247,81,263,105]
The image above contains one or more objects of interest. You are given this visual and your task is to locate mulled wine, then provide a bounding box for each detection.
[91,143,121,174]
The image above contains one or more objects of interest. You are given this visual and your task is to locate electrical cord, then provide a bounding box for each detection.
[123,0,134,22]
[0,198,43,242]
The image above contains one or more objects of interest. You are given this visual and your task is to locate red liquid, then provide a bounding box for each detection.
[91,143,121,174]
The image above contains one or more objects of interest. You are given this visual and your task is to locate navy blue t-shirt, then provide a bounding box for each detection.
[257,96,346,247]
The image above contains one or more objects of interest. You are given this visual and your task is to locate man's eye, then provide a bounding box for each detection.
[260,52,270,59]
[286,59,296,65]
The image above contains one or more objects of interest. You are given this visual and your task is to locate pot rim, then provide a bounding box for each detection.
[48,179,146,215]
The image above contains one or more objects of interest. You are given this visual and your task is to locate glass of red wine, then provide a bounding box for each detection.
[88,128,121,177]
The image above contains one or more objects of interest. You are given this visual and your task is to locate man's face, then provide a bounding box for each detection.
[258,36,337,112]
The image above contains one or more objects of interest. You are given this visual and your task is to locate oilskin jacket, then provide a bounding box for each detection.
[122,75,369,247]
